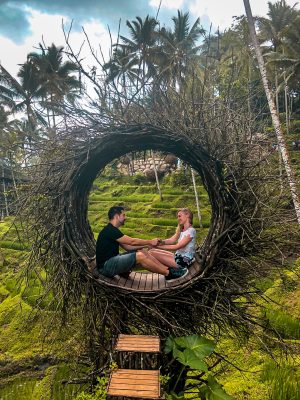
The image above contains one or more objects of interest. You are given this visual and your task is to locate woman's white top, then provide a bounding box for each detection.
[175,226,197,259]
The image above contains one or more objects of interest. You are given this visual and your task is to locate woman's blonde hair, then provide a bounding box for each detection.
[178,208,193,225]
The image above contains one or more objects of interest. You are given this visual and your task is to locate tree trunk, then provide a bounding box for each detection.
[275,68,279,114]
[191,168,202,228]
[284,72,289,135]
[8,153,19,200]
[275,71,283,190]
[1,166,9,217]
[243,0,300,226]
[51,93,56,132]
[151,151,163,201]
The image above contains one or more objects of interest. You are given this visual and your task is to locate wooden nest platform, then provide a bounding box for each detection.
[85,256,202,293]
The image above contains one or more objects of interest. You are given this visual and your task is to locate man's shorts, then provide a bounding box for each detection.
[98,252,136,278]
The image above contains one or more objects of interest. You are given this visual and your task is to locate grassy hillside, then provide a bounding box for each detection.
[0,168,300,399]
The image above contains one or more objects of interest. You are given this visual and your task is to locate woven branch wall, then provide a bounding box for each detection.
[23,120,298,362]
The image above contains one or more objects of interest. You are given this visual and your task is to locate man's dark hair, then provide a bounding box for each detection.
[108,206,124,220]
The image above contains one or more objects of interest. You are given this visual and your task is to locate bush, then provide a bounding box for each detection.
[169,168,191,187]
[133,173,148,185]
[75,377,108,400]
[261,360,300,400]
[264,308,300,339]
[291,119,300,134]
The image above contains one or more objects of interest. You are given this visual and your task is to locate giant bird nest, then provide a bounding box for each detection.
[21,97,299,359]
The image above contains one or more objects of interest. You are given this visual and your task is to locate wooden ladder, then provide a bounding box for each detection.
[107,334,161,399]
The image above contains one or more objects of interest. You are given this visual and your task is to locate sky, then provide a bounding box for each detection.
[0,0,299,77]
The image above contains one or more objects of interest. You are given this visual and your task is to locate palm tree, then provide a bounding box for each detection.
[157,11,205,91]
[258,1,298,123]
[243,0,300,226]
[118,15,159,91]
[258,1,298,52]
[28,43,81,129]
[0,61,45,143]
[267,14,300,90]
[103,47,138,99]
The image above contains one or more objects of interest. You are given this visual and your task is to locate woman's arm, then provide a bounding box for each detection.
[157,235,192,251]
[160,225,181,245]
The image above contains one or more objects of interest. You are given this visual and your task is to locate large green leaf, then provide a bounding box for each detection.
[175,334,215,358]
[199,375,234,400]
[172,347,208,371]
[181,348,208,371]
[165,335,176,354]
[172,346,185,362]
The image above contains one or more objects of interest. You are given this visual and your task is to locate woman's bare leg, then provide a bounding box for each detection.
[148,248,177,268]
[136,251,169,275]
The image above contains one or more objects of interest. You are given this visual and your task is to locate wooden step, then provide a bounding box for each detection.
[107,369,161,399]
[115,334,160,353]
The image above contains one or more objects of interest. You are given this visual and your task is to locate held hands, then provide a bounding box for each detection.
[149,238,160,247]
[149,238,164,247]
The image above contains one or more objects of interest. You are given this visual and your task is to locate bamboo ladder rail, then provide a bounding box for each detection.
[107,334,162,399]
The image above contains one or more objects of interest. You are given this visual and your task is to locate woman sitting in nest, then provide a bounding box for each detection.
[148,208,197,281]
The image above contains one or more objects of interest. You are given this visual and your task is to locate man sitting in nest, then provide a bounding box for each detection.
[95,206,172,279]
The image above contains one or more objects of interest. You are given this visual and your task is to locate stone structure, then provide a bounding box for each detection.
[117,154,177,177]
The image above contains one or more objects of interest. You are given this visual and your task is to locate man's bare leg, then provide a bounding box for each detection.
[136,251,169,276]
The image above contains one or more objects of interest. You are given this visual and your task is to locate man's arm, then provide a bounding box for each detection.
[117,235,159,247]
[119,243,146,251]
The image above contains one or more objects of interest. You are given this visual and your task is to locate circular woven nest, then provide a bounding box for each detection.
[74,125,230,293]
[25,121,289,337]
[51,125,236,293]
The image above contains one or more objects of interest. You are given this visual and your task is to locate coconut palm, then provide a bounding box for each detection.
[0,61,46,143]
[28,43,81,129]
[117,15,159,90]
[258,0,298,125]
[258,0,298,52]
[267,15,300,88]
[103,47,139,98]
[157,11,205,90]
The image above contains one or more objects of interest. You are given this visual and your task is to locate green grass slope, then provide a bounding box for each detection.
[0,169,300,399]
[0,172,210,399]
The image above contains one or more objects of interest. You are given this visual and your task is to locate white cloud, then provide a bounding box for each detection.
[189,0,299,30]
[149,0,185,10]
[0,8,113,78]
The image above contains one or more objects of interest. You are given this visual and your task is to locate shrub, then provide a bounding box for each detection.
[261,360,300,400]
[75,377,108,400]
[264,308,300,339]
[133,173,148,185]
[169,168,191,187]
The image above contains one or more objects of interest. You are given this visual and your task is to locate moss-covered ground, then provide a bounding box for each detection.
[0,167,300,399]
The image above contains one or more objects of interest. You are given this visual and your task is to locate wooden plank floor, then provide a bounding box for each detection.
[107,369,160,399]
[115,334,160,353]
[92,261,202,292]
